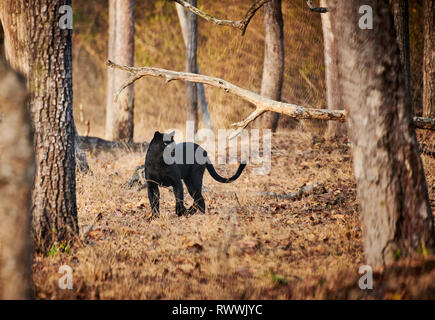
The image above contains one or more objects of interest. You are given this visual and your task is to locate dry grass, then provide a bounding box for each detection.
[30,0,434,299]
[32,131,435,299]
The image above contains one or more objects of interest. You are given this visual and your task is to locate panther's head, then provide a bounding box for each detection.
[149,131,175,155]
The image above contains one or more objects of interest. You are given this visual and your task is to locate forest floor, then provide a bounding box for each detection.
[32,130,435,299]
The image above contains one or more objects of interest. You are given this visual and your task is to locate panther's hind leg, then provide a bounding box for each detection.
[172,180,186,216]
[185,176,206,214]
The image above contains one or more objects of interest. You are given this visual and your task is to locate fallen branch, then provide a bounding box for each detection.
[83,212,103,244]
[306,0,328,13]
[254,183,326,200]
[125,164,147,190]
[106,60,435,136]
[171,0,271,35]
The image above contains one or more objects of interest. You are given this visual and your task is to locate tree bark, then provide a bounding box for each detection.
[0,1,89,174]
[0,58,33,299]
[390,0,412,112]
[329,0,434,266]
[27,0,80,252]
[0,1,28,76]
[256,0,284,131]
[423,0,435,117]
[320,0,346,139]
[106,0,135,142]
[176,3,213,130]
[185,0,199,135]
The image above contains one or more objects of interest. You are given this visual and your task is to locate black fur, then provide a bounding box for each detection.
[144,131,246,218]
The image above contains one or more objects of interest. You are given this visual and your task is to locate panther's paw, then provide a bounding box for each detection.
[176,206,187,217]
[187,206,197,215]
[146,211,159,221]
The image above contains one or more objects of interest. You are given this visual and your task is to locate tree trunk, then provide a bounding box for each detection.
[329,0,434,267]
[0,1,89,174]
[0,1,28,76]
[186,0,199,135]
[256,0,284,131]
[321,0,346,139]
[176,3,213,130]
[106,0,135,142]
[390,0,412,112]
[423,0,435,117]
[27,0,79,252]
[0,58,33,299]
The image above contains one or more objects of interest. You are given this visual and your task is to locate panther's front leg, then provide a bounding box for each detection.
[172,181,186,216]
[147,181,160,218]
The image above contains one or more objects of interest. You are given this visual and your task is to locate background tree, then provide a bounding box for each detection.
[329,0,434,266]
[320,0,346,139]
[175,3,213,131]
[256,0,284,131]
[0,58,33,299]
[0,0,80,252]
[390,0,412,111]
[423,0,434,117]
[185,0,199,135]
[106,0,135,142]
[0,1,89,174]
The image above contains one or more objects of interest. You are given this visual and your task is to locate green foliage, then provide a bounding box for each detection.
[269,269,288,286]
[49,242,70,257]
[393,248,402,261]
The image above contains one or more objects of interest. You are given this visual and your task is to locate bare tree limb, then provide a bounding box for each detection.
[106,60,435,136]
[176,2,214,130]
[307,0,328,13]
[171,0,271,35]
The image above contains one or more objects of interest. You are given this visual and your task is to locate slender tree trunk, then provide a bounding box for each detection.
[186,0,199,135]
[329,0,434,267]
[0,1,28,76]
[423,0,435,117]
[321,0,346,139]
[257,0,284,131]
[390,0,412,112]
[0,58,33,299]
[27,0,79,252]
[106,0,135,142]
[176,3,213,130]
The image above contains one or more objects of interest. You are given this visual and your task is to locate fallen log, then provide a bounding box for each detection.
[78,136,148,155]
[254,183,326,200]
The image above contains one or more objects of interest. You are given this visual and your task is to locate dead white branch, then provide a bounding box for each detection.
[306,0,328,13]
[171,0,271,35]
[106,60,435,135]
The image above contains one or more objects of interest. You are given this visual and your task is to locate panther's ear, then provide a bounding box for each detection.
[153,131,162,139]
[163,131,175,143]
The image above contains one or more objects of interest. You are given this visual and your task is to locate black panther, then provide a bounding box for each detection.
[144,131,246,218]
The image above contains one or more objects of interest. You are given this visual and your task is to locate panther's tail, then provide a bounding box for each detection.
[206,162,247,183]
